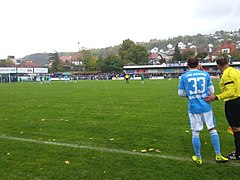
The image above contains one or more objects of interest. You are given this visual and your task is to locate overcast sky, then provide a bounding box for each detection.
[0,0,239,59]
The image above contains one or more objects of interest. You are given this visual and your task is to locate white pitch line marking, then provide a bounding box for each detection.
[1,135,239,167]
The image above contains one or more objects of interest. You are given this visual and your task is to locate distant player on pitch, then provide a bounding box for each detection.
[125,74,129,84]
[178,56,228,164]
[140,74,145,85]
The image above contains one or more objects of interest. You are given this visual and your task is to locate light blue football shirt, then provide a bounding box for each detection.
[178,70,213,114]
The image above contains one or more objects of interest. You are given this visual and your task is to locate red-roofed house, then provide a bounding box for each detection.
[212,41,238,59]
[59,56,72,63]
[59,54,82,66]
[19,60,41,68]
[69,52,84,65]
[148,53,167,64]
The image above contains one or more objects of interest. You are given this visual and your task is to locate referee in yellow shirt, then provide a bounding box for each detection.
[205,57,240,160]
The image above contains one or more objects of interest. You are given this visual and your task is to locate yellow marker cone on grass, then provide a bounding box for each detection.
[228,126,234,134]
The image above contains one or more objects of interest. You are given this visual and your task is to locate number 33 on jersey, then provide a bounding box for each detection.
[178,70,214,114]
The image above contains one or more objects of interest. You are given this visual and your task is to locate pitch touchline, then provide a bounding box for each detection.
[1,135,239,167]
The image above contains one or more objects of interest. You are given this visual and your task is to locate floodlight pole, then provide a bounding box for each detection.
[77,42,81,78]
[77,42,84,76]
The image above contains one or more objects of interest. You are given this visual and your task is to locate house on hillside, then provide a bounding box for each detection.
[148,52,167,64]
[14,58,23,65]
[7,56,23,65]
[211,41,239,59]
[59,56,75,70]
[59,56,72,64]
[19,60,41,68]
[59,55,81,66]
[165,49,175,62]
[0,56,23,66]
[67,52,83,66]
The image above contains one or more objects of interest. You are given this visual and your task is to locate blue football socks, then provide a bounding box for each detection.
[211,131,220,154]
[192,137,201,157]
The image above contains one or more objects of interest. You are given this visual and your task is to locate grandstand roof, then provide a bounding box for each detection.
[123,62,240,69]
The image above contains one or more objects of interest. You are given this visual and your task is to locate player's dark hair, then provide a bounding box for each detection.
[216,57,229,66]
[187,56,199,68]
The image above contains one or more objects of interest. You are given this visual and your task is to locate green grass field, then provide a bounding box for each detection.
[0,79,239,179]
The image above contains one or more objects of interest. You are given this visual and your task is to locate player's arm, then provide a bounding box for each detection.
[216,81,236,100]
[204,75,215,102]
[207,75,214,95]
[197,64,205,71]
[205,75,235,102]
[178,76,187,97]
[216,72,236,100]
[208,85,214,95]
[178,89,187,97]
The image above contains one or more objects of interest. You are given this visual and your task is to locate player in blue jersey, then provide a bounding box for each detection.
[178,56,228,164]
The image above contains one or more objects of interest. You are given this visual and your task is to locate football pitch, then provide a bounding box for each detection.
[0,79,240,179]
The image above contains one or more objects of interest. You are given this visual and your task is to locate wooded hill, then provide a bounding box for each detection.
[23,29,240,66]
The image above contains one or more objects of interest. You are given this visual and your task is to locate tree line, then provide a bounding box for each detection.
[49,39,240,74]
[49,39,149,74]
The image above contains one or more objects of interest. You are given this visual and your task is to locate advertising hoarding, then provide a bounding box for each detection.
[34,68,48,73]
[0,67,17,74]
[17,68,33,73]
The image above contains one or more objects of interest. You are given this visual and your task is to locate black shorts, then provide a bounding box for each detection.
[225,97,240,127]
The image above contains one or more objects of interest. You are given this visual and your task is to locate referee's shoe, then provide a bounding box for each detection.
[227,151,240,160]
[216,154,229,162]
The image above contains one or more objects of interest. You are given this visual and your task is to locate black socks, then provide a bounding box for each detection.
[234,131,240,157]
